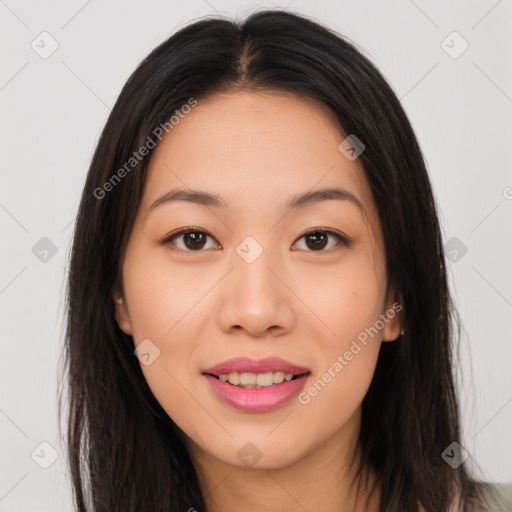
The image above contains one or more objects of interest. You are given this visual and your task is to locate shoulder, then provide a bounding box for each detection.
[491,482,512,502]
[473,481,512,511]
[417,482,512,512]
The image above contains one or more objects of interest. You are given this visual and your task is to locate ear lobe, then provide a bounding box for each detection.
[113,294,133,335]
[381,286,404,342]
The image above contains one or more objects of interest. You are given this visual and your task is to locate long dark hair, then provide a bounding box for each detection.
[59,9,503,511]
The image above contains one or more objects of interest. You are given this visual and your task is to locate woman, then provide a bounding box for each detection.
[59,9,512,512]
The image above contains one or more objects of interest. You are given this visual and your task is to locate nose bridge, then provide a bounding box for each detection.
[233,236,279,302]
[217,235,294,336]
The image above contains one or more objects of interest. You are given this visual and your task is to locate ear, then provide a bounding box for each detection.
[381,282,404,342]
[113,292,133,335]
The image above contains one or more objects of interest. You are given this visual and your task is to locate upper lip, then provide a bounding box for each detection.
[202,357,310,376]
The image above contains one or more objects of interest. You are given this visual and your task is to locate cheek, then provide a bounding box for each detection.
[121,241,213,404]
[120,249,190,389]
[123,278,203,437]
[294,250,385,406]
[122,242,209,339]
[296,249,386,346]
[294,266,384,442]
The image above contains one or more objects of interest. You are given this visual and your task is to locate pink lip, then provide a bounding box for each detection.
[203,373,310,413]
[202,357,310,376]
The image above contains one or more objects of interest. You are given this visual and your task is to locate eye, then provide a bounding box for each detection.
[161,227,220,252]
[161,227,350,253]
[292,229,350,252]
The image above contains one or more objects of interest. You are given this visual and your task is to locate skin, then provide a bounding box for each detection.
[114,91,403,512]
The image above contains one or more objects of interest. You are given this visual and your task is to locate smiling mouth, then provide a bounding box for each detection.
[203,371,310,388]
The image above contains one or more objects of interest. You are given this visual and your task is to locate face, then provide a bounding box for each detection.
[114,91,402,471]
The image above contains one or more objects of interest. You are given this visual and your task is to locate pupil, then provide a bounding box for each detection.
[306,232,327,250]
[184,232,206,250]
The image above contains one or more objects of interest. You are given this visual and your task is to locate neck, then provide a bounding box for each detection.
[184,409,381,512]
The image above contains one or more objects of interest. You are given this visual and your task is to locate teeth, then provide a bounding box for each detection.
[240,373,257,386]
[273,371,285,384]
[216,371,304,388]
[256,372,274,387]
[227,372,240,385]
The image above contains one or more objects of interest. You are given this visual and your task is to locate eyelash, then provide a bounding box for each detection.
[160,227,350,253]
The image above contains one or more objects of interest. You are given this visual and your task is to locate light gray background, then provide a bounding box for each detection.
[1,0,511,510]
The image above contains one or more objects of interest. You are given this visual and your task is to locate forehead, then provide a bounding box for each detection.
[141,91,375,226]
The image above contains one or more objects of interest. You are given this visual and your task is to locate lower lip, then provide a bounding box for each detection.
[203,374,310,413]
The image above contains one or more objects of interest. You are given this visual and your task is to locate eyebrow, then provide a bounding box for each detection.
[144,186,365,220]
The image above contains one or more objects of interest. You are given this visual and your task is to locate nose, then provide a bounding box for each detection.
[217,247,296,338]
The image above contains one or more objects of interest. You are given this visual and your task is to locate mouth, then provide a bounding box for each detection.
[202,370,311,413]
[202,370,311,389]
[201,356,311,389]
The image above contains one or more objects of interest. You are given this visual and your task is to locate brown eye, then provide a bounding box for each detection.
[162,228,349,253]
[293,229,350,252]
[182,231,207,250]
[162,228,219,252]
[305,232,328,250]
